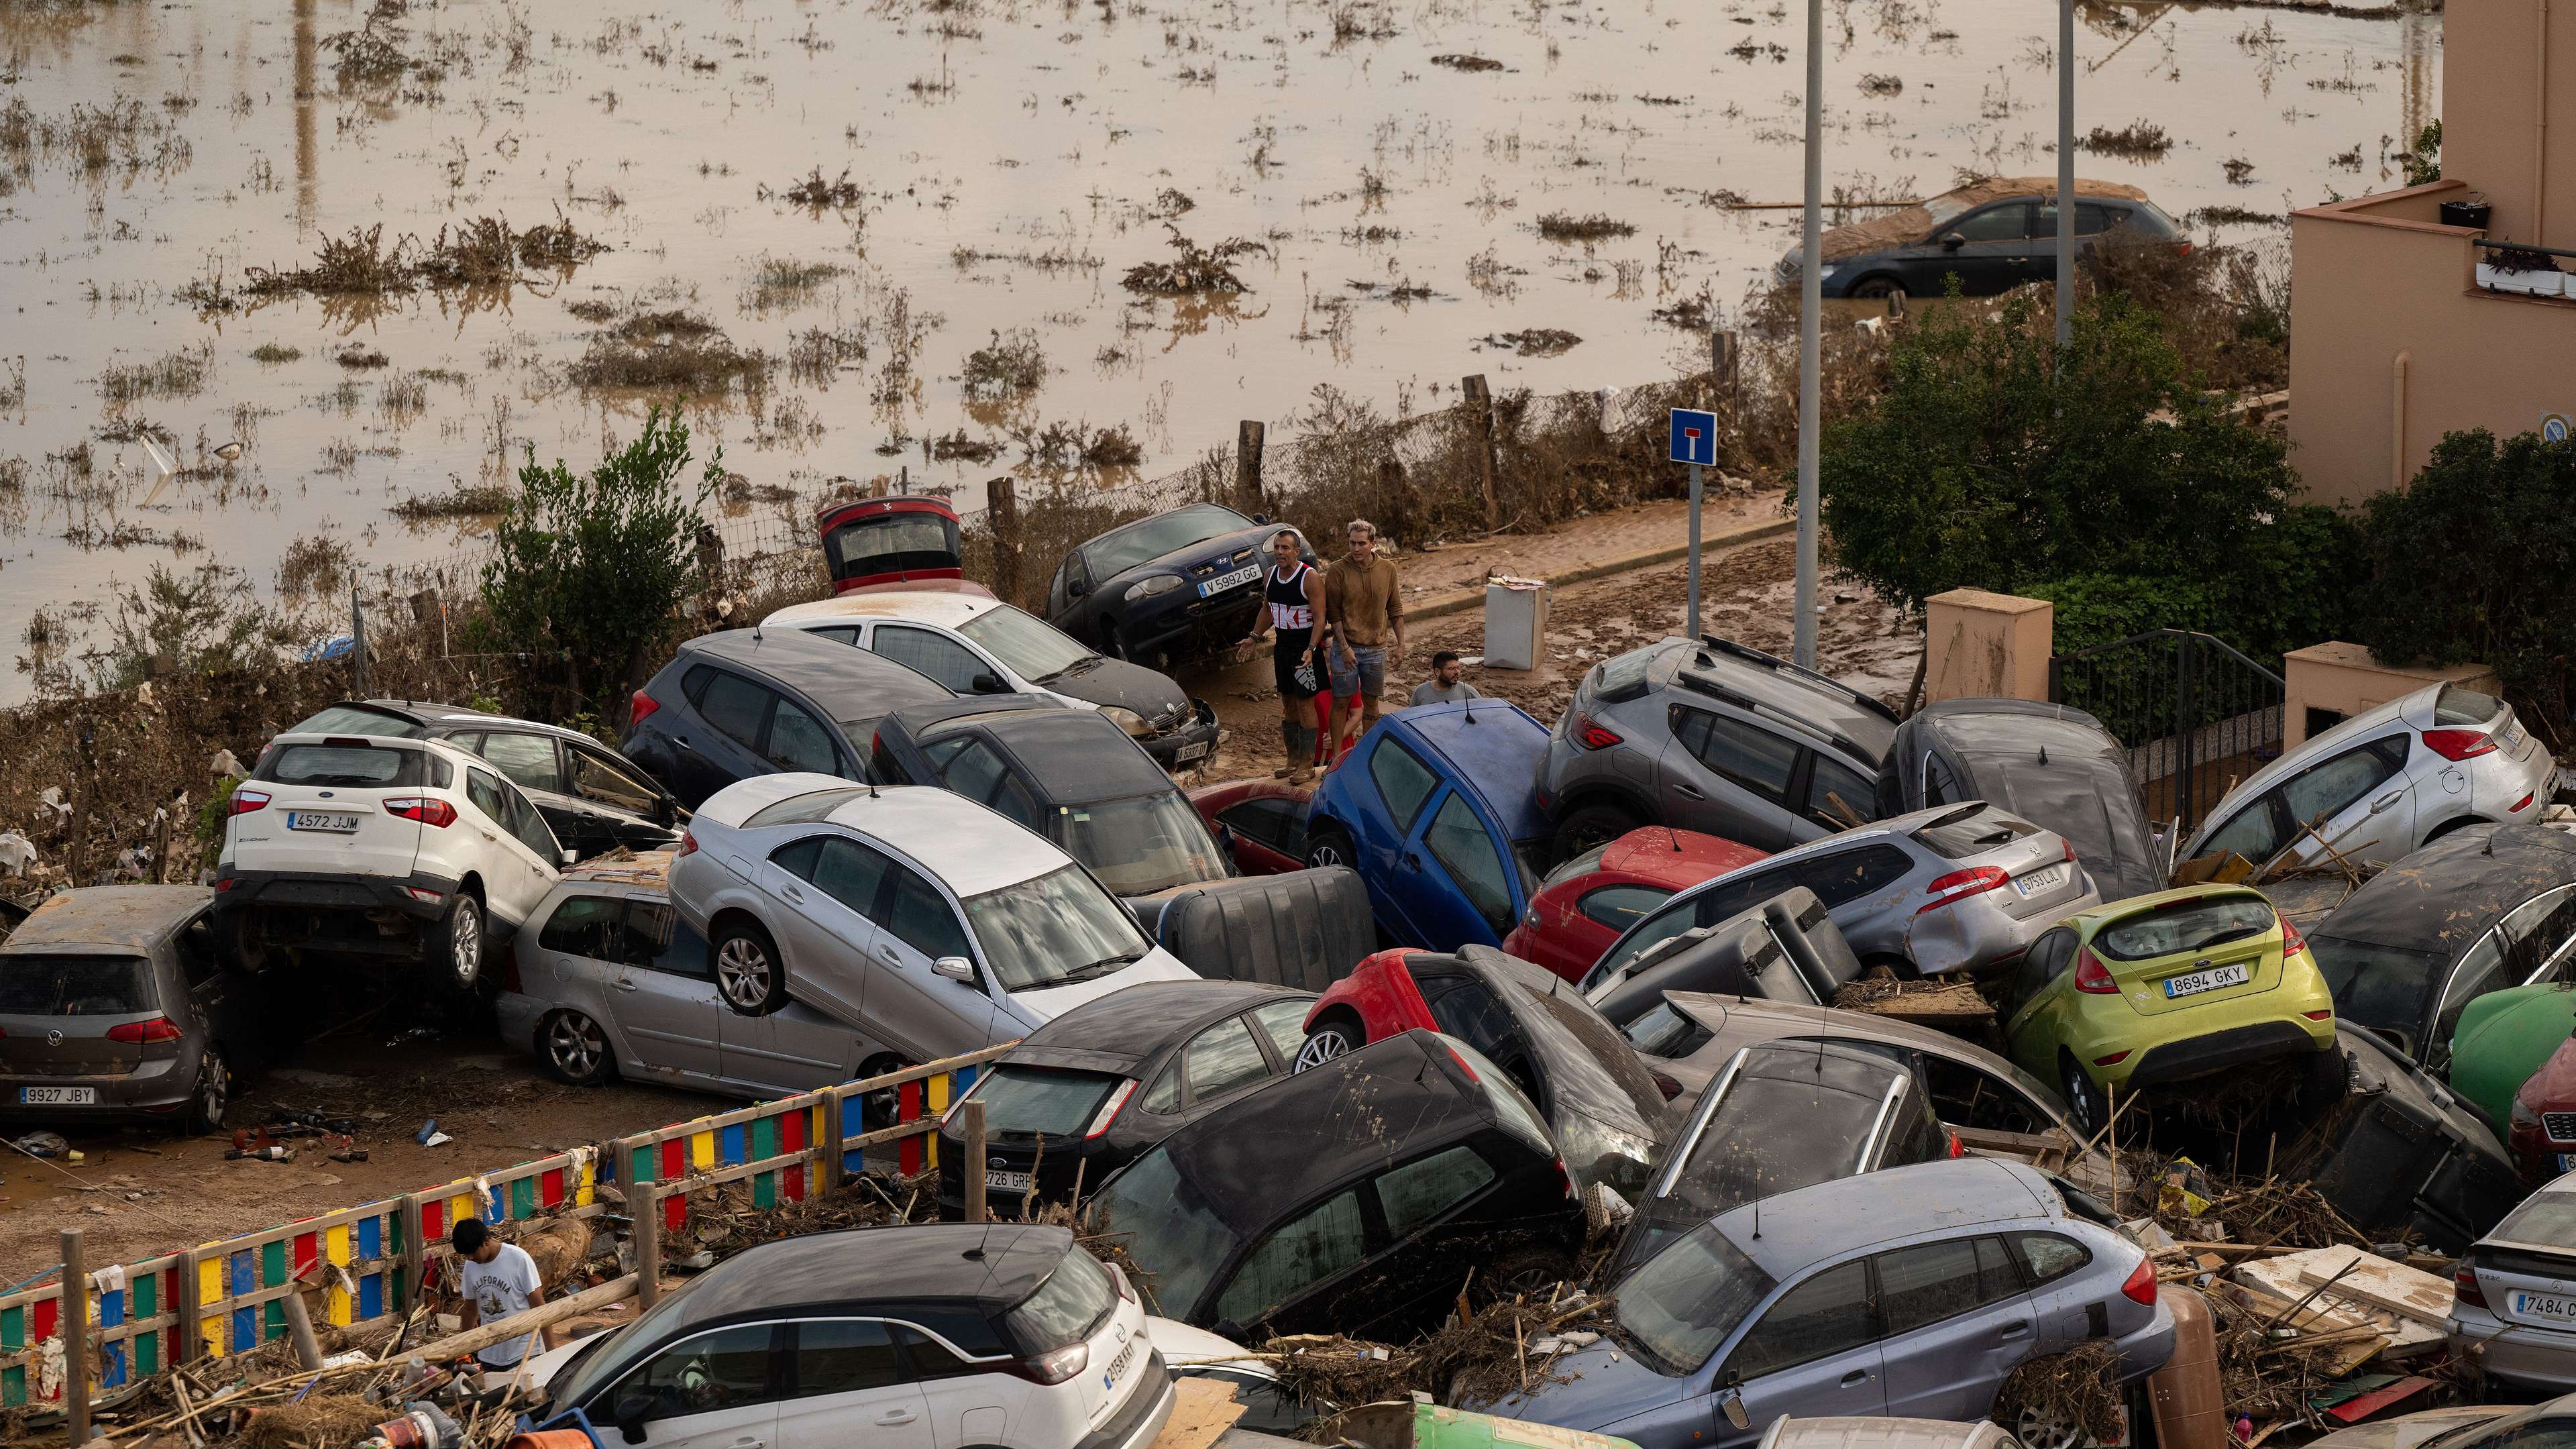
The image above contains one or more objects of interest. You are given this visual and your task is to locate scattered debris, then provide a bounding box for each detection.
[1535,212,1635,242]
[1430,54,1506,72]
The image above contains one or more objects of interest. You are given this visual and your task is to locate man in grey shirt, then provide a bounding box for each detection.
[1408,651,1483,706]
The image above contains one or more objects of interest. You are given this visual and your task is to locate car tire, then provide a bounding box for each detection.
[855,1053,916,1131]
[1552,802,1642,861]
[714,921,789,1016]
[437,891,487,996]
[541,1010,616,1087]
[1304,825,1355,871]
[1101,623,1128,661]
[1477,1243,1577,1305]
[2061,1054,2112,1140]
[1295,1014,1362,1072]
[2293,1042,2351,1116]
[1848,275,1905,301]
[183,1046,229,1136]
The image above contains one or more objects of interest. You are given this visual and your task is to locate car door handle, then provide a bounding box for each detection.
[780,884,805,904]
[2000,1320,2031,1340]
[873,1409,916,1426]
[611,977,640,992]
[1676,784,1706,800]
[2371,790,2404,813]
[875,943,903,964]
[676,736,699,753]
[1402,852,1423,871]
[1840,1370,1870,1387]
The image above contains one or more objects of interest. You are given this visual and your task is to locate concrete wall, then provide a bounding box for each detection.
[2445,0,2576,249]
[2282,641,2500,747]
[1924,590,2052,704]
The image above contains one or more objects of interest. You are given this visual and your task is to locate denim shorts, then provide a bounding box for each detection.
[1328,643,1387,698]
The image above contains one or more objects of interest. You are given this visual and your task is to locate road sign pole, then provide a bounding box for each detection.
[1685,463,1704,641]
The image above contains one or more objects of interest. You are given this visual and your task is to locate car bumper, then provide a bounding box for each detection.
[1126,592,1263,658]
[215,867,462,956]
[494,991,549,1057]
[2111,1297,2180,1381]
[1079,1352,1175,1449]
[2451,1306,2576,1390]
[0,1065,193,1121]
[1138,702,1224,771]
[2102,1018,2335,1090]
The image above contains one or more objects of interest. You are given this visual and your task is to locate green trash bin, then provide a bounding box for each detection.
[2451,982,2576,1138]
[1326,1399,1645,1449]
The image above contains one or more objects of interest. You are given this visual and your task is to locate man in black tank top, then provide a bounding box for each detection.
[1237,529,1325,782]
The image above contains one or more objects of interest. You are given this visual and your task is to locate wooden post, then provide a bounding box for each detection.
[173,1248,200,1365]
[816,1088,845,1195]
[62,1230,89,1446]
[961,1099,989,1225]
[1235,421,1267,516]
[633,1187,661,1311]
[280,1284,324,1371]
[400,1193,428,1321]
[1711,331,1741,405]
[1375,457,1410,545]
[985,475,1021,608]
[152,807,172,885]
[1460,375,1499,534]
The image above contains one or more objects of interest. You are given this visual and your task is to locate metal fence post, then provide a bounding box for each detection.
[400,1192,427,1320]
[62,1229,89,1445]
[2176,632,2197,826]
[174,1248,200,1365]
[961,1099,989,1224]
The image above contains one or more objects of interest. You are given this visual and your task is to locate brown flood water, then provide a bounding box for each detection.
[0,0,2436,703]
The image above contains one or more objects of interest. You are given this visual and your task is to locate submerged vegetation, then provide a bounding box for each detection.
[244,213,606,297]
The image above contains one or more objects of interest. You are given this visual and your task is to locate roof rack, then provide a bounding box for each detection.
[1696,634,1901,724]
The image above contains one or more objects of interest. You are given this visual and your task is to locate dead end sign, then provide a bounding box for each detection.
[1669,408,1718,467]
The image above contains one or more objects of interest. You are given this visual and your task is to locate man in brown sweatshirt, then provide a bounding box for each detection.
[1321,518,1403,758]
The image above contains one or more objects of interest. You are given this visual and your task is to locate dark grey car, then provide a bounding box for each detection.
[0,887,275,1133]
[1873,698,2167,904]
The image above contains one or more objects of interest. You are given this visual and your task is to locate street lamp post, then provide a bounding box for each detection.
[2057,0,2076,350]
[1794,0,1823,669]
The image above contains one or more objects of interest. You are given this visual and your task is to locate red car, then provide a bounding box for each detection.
[816,494,993,598]
[1189,780,1314,875]
[1499,826,1769,983]
[2511,1041,2576,1185]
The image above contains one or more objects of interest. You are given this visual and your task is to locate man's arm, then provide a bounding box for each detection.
[1385,561,1405,658]
[1302,570,1325,656]
[458,1295,482,1335]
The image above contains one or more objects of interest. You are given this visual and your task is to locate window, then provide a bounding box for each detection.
[1688,714,1800,808]
[1213,1190,1369,1327]
[1421,978,1521,1065]
[1914,805,2041,860]
[2436,932,2510,1049]
[539,896,623,960]
[622,904,678,968]
[2031,202,2117,236]
[1616,1222,1778,1375]
[1950,203,2032,241]
[960,605,1095,682]
[178,920,221,987]
[1919,1055,2049,1135]
[0,956,156,1015]
[697,672,774,751]
[2279,738,2408,833]
[963,865,1150,991]
[1009,1250,1118,1351]
[2010,1232,2091,1284]
[1377,1145,1496,1237]
[2500,884,2576,983]
[260,743,423,787]
[1142,1069,1180,1114]
[1087,1150,1241,1322]
[1621,1002,1714,1059]
[1250,1000,1311,1061]
[974,1067,1126,1136]
[1368,739,1441,833]
[812,838,895,918]
[1878,1236,2021,1336]
[503,786,561,860]
[1580,884,1669,932]
[1426,794,1517,936]
[572,749,658,812]
[2198,796,2286,868]
[1922,753,1966,808]
[1183,1017,1272,1102]
[475,732,566,794]
[2015,928,2078,1008]
[605,1324,774,1425]
[806,626,861,647]
[1729,1260,1879,1380]
[766,699,840,774]
[875,625,989,693]
[2436,686,2503,726]
[2096,894,2275,961]
[888,867,973,963]
[641,918,712,979]
[1220,797,1304,853]
[892,1325,979,1382]
[791,1320,904,1399]
[745,789,867,830]
[465,768,509,827]
[1806,755,1874,829]
[942,739,1042,831]
[1790,845,1915,908]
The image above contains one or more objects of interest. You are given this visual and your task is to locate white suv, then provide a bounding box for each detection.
[667,773,1196,1069]
[214,734,570,991]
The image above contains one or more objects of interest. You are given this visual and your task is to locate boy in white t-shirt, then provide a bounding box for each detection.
[452,1218,556,1377]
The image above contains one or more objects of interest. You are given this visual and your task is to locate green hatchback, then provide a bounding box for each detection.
[2002,885,2339,1132]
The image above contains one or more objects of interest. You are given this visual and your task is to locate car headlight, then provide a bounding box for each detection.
[1100,706,1152,737]
[1124,575,1185,603]
[2514,1096,2542,1132]
[1819,261,1843,280]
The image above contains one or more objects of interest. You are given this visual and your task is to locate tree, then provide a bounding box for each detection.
[479,407,720,728]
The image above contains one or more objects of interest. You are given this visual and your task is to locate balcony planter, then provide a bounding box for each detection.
[2478,262,2502,290]
[2441,198,2493,229]
[2487,247,2563,295]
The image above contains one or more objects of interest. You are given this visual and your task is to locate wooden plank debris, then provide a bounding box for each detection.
[1150,1377,1250,1449]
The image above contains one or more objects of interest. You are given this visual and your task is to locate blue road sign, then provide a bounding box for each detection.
[1669,408,1718,466]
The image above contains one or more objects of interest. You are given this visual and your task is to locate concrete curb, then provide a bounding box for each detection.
[1403,513,1797,623]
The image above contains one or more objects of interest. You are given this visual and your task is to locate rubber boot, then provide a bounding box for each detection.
[1274,719,1303,778]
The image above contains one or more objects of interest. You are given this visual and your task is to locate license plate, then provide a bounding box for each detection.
[1174,741,1210,763]
[20,1086,96,1105]
[286,812,360,833]
[2162,963,2252,998]
[2012,863,2072,899]
[2516,1291,2576,1324]
[986,1170,1030,1192]
[1105,1339,1136,1387]
[2559,1153,2576,1173]
[1198,564,1260,598]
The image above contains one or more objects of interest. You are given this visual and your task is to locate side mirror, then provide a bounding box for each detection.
[971,672,1009,695]
[560,849,580,867]
[1250,513,1270,526]
[932,955,976,982]
[613,1393,654,1445]
[1941,233,1965,251]
[1721,1389,1751,1431]
[1066,577,1091,600]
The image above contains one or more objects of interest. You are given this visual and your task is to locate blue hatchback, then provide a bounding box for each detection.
[1302,701,1551,952]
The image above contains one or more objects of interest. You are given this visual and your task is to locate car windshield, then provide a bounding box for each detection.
[975,1065,1126,1137]
[1055,792,1230,896]
[1087,1145,1243,1320]
[1612,1220,1776,1375]
[0,955,157,1016]
[2309,934,2448,1040]
[1087,504,1248,579]
[260,743,425,787]
[284,704,426,738]
[2096,895,2275,961]
[1542,842,1613,890]
[1007,1248,1118,1354]
[961,605,1097,682]
[963,864,1152,991]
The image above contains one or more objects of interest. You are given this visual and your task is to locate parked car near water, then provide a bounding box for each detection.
[814,492,991,598]
[1872,698,2165,904]
[1502,826,1770,984]
[1776,176,2180,299]
[621,628,954,809]
[1046,502,1316,667]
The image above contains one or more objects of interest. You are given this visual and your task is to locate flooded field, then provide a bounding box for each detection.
[0,0,2436,701]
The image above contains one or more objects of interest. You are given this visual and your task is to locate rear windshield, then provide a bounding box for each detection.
[1592,645,1658,703]
[1621,1073,1887,1274]
[1542,841,1612,890]
[742,788,867,830]
[0,955,158,1016]
[1007,1246,1118,1354]
[2497,1190,2576,1244]
[2436,685,2503,726]
[1913,804,2041,860]
[259,743,429,788]
[2097,896,2274,962]
[976,1065,1126,1137]
[824,512,957,574]
[284,704,426,738]
[1621,1002,1714,1059]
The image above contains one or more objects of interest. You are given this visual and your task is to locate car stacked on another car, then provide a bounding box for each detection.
[1585,888,1865,1056]
[1189,779,1316,875]
[1046,503,1314,668]
[1503,826,1770,983]
[1874,698,2167,904]
[621,628,955,808]
[2449,1171,2576,1390]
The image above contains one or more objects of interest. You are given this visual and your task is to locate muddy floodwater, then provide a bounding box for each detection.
[0,0,2436,700]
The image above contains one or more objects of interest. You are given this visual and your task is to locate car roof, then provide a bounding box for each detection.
[1711,1157,2055,1278]
[2317,823,2576,954]
[977,711,1174,800]
[1666,994,2065,1113]
[1394,702,1550,841]
[338,698,607,748]
[677,628,953,723]
[812,784,1073,894]
[1593,827,1767,888]
[1663,639,1898,765]
[1085,502,1252,553]
[1147,1030,1490,1233]
[763,591,1002,631]
[667,1224,1068,1330]
[1,885,212,953]
[1011,979,1312,1073]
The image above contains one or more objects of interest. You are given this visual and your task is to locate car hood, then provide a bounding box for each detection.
[1483,1340,1695,1432]
[2312,1407,2504,1449]
[1013,947,1199,1021]
[1101,525,1289,592]
[1044,656,1192,725]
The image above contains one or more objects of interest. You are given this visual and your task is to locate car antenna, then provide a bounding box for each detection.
[1666,825,1681,853]
[2037,745,2049,766]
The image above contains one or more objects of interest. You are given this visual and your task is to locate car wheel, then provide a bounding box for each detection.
[1305,826,1354,870]
[1552,802,1643,862]
[183,1047,229,1136]
[1848,275,1904,301]
[855,1053,916,1130]
[2061,1055,2111,1140]
[1101,623,1128,661]
[1477,1244,1577,1305]
[439,892,486,995]
[541,1010,615,1087]
[1295,1018,1360,1072]
[714,922,789,1016]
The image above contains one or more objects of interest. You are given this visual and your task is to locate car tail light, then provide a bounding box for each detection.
[1652,1071,1682,1102]
[406,887,445,905]
[2455,1262,2489,1309]
[383,797,457,828]
[2514,792,2536,814]
[2171,241,2194,258]
[1915,866,2008,915]
[1011,1340,1091,1386]
[2302,1009,2334,1021]
[629,690,661,727]
[2061,837,2076,863]
[107,1018,184,1044]
[1947,1131,1965,1159]
[2423,729,2497,761]
[213,877,236,892]
[676,830,698,858]
[1572,714,1622,751]
[2280,916,2309,959]
[1552,1158,1574,1199]
[1442,1043,1481,1083]
[2074,949,2118,994]
[2093,1049,2131,1067]
[2121,1255,2158,1306]
[229,789,272,816]
[1111,1261,1137,1303]
[1083,1079,1138,1140]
